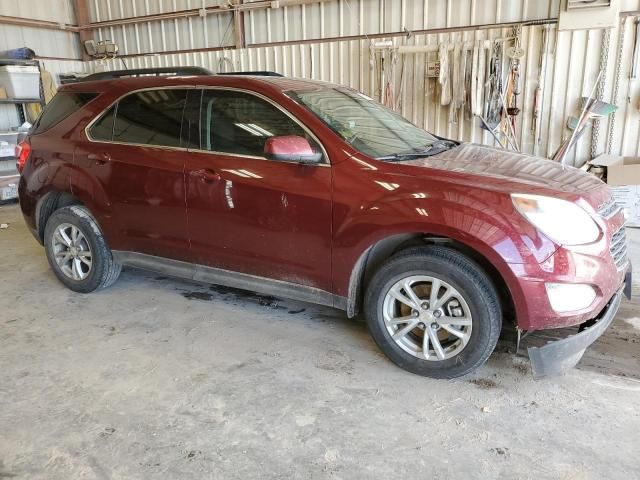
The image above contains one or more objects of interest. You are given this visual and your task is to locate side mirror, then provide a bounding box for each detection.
[264,135,323,164]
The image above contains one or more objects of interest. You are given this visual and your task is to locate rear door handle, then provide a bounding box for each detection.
[87,153,111,165]
[190,168,221,183]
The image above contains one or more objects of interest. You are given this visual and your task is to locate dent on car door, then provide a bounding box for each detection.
[77,88,191,258]
[183,88,333,291]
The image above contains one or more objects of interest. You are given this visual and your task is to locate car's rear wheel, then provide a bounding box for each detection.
[44,205,121,293]
[364,246,501,378]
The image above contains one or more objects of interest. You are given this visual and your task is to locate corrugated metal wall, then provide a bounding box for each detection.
[88,0,562,55]
[0,0,81,59]
[0,0,86,129]
[90,0,640,164]
[1,0,639,163]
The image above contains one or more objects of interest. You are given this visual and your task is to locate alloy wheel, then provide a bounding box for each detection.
[51,223,93,281]
[382,275,473,361]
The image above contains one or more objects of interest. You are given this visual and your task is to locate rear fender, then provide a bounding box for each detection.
[67,164,118,244]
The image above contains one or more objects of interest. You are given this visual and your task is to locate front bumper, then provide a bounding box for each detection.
[527,268,630,379]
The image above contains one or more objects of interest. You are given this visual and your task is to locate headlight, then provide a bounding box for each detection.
[511,194,600,245]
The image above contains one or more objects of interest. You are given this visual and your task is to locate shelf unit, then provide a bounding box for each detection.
[0,59,43,200]
[0,98,42,104]
[0,58,46,124]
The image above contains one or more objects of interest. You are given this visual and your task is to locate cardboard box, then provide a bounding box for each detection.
[0,87,7,99]
[590,155,640,227]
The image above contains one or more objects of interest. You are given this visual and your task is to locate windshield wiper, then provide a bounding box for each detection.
[375,152,434,161]
[376,140,458,161]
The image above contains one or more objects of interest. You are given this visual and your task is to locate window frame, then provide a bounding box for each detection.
[84,86,195,151]
[85,85,329,166]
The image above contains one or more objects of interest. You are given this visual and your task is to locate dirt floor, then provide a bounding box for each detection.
[1,201,639,479]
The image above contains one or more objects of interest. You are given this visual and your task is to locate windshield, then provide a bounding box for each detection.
[289,87,440,159]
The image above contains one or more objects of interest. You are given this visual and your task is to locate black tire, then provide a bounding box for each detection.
[364,246,501,379]
[44,205,121,293]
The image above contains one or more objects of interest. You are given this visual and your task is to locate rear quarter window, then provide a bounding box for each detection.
[32,92,98,134]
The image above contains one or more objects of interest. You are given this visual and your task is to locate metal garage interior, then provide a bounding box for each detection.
[1,0,639,479]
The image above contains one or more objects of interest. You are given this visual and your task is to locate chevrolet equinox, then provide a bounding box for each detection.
[17,67,631,378]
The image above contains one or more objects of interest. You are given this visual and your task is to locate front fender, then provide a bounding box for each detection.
[331,178,557,328]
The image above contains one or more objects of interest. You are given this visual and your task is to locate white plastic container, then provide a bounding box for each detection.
[0,65,40,99]
[0,132,18,157]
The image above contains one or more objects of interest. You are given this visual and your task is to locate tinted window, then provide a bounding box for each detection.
[89,106,115,141]
[112,89,188,147]
[33,92,98,134]
[197,90,322,159]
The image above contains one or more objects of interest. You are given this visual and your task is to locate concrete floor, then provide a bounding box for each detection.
[1,202,639,480]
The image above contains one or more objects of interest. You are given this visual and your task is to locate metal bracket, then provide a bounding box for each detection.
[515,328,531,353]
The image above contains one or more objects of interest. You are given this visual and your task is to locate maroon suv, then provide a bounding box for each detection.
[17,68,631,378]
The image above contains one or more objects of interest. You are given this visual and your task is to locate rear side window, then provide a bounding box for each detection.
[33,92,98,134]
[116,89,188,147]
[89,89,188,147]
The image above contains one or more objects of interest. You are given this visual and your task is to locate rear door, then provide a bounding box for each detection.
[76,87,191,259]
[183,88,333,291]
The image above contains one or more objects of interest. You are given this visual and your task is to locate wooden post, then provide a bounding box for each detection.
[233,0,246,50]
[73,0,92,61]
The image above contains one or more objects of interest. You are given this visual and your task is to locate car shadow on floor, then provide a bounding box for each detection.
[104,267,640,381]
[108,265,378,346]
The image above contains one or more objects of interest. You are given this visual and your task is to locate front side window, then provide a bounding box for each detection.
[289,87,439,159]
[197,90,323,160]
[89,89,188,147]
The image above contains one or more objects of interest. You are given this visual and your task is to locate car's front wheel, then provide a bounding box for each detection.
[44,205,121,293]
[364,246,501,378]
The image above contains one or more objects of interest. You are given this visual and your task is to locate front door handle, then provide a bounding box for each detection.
[87,153,111,165]
[190,168,221,183]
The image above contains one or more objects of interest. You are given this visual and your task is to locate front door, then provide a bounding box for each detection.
[184,88,333,291]
[77,88,191,259]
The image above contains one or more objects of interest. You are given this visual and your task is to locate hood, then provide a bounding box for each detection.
[394,143,605,196]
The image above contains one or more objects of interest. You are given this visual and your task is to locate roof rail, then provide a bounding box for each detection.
[80,67,213,82]
[216,71,283,77]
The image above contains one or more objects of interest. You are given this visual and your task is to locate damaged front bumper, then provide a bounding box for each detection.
[527,267,631,379]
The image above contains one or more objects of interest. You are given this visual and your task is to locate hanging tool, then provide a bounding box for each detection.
[463,46,473,120]
[631,17,640,79]
[554,70,603,164]
[607,16,627,154]
[567,116,592,131]
[439,43,451,106]
[485,42,503,129]
[506,25,524,122]
[499,81,521,152]
[590,28,612,160]
[533,25,551,156]
[476,115,506,148]
[471,42,480,115]
[449,42,463,123]
[474,40,489,116]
